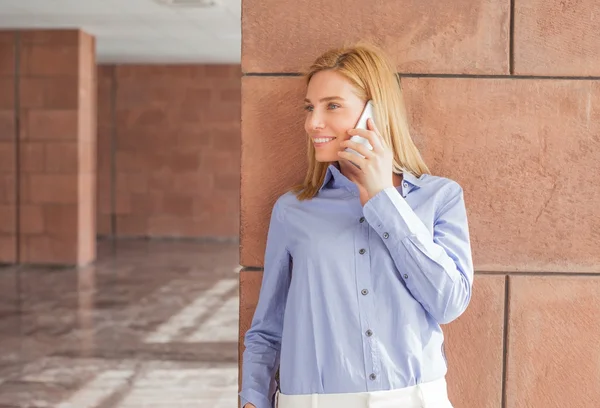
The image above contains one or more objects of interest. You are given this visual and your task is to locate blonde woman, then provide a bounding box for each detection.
[240,44,473,408]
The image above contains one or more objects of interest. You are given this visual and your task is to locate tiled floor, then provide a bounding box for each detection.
[0,240,241,407]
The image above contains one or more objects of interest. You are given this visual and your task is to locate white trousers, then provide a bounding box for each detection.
[277,378,453,408]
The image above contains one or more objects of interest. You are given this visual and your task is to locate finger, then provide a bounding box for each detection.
[340,139,374,159]
[347,128,377,150]
[347,126,382,153]
[338,150,366,169]
[365,118,385,151]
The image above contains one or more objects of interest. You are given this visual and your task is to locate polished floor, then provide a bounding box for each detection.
[0,240,241,407]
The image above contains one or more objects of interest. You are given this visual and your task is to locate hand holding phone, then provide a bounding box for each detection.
[345,100,375,158]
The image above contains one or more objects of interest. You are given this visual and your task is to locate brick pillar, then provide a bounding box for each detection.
[1,29,97,266]
[239,1,600,407]
[0,33,17,263]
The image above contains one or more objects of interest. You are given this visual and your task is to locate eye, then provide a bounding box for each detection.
[328,103,340,110]
[304,105,314,112]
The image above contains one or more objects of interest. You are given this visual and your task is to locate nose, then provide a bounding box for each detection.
[306,111,324,132]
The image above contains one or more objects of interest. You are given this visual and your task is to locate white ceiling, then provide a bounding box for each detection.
[0,0,241,63]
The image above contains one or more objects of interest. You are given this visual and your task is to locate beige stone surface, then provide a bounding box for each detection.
[506,275,600,407]
[242,0,509,74]
[444,275,505,408]
[12,29,97,266]
[0,37,16,263]
[96,66,114,236]
[97,65,241,238]
[0,32,15,76]
[514,0,600,76]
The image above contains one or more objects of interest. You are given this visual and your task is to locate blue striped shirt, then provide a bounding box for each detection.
[240,164,474,408]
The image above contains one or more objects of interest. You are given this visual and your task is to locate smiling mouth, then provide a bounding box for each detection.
[313,137,336,145]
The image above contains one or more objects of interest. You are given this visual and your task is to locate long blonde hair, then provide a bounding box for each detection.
[293,43,430,200]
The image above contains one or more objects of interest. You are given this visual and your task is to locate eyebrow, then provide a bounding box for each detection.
[304,96,346,103]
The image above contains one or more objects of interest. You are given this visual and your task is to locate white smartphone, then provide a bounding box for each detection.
[345,100,374,158]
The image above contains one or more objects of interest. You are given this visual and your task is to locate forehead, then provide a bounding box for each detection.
[305,70,359,99]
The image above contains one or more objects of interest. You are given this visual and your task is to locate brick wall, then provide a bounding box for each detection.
[97,65,240,239]
[238,0,600,407]
[0,29,96,266]
[0,32,17,263]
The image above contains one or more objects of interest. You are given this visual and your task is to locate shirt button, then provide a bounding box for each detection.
[369,373,377,380]
[359,217,365,223]
[359,248,366,255]
[403,182,409,189]
[404,274,409,279]
[366,329,373,337]
[361,289,368,295]
[383,232,389,239]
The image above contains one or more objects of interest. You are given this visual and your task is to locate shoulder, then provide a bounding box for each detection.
[271,191,300,220]
[417,174,466,220]
[419,173,463,196]
[416,173,465,212]
[275,191,300,207]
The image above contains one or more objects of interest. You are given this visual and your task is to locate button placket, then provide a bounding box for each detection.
[355,211,377,390]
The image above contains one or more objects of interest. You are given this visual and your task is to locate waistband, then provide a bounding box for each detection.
[277,377,451,408]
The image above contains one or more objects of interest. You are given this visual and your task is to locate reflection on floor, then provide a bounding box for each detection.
[0,240,241,407]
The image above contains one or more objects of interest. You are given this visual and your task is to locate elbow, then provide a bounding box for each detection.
[437,304,468,325]
[244,322,282,351]
[242,328,281,373]
[436,274,472,325]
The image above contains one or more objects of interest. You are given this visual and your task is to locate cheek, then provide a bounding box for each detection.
[330,116,356,139]
[304,116,311,133]
[325,136,344,156]
[331,124,351,142]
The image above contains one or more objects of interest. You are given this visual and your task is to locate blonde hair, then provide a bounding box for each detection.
[292,43,430,200]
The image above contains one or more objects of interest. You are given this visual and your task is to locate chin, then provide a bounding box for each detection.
[314,153,337,163]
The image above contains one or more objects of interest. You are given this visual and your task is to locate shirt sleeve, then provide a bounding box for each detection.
[239,199,291,408]
[362,182,474,324]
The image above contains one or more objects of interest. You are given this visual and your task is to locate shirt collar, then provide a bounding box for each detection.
[400,169,423,190]
[319,164,355,192]
[319,164,425,195]
[319,165,334,192]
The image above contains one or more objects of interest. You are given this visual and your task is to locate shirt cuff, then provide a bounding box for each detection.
[239,389,272,408]
[363,187,430,242]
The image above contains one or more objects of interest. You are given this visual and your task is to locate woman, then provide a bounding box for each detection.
[239,44,473,408]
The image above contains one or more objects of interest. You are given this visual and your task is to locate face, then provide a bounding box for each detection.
[304,70,366,163]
